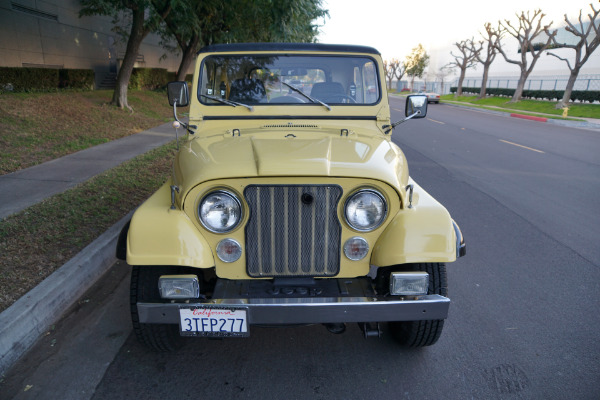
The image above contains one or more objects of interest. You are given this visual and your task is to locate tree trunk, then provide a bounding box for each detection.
[510,68,529,103]
[556,68,580,109]
[456,68,466,97]
[176,34,199,82]
[112,7,148,110]
[478,63,490,99]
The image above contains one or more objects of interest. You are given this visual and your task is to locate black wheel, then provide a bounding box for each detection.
[130,265,186,351]
[388,263,447,347]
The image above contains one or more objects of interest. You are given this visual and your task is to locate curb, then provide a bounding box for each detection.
[510,113,547,122]
[442,102,600,131]
[0,211,132,376]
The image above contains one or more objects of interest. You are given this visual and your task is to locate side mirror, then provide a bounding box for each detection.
[405,95,427,118]
[167,81,189,107]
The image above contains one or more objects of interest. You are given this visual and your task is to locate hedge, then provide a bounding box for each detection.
[0,66,191,93]
[450,86,600,103]
[59,69,94,89]
[0,67,94,92]
[129,68,177,90]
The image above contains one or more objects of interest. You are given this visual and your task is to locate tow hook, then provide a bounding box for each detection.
[324,323,346,334]
[359,322,382,338]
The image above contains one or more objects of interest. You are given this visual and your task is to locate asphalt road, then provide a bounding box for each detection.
[2,99,599,399]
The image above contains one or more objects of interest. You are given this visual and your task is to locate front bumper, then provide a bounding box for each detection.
[137,278,450,325]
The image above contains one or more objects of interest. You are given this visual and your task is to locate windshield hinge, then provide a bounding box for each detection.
[170,185,180,210]
[376,105,390,121]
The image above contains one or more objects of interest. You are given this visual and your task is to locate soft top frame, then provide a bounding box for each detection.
[198,42,380,55]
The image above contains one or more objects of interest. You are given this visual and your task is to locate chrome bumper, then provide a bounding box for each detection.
[137,278,450,325]
[138,295,449,325]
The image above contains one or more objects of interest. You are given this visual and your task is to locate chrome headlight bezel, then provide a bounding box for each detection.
[197,189,243,233]
[344,188,387,232]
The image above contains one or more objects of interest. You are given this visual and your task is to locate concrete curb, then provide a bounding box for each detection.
[442,102,600,131]
[510,113,547,123]
[0,211,132,376]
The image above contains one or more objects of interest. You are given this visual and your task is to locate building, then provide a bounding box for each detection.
[0,0,184,88]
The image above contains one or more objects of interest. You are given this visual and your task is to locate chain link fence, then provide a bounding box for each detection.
[396,74,600,95]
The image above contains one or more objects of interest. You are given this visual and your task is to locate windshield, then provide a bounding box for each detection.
[198,54,381,106]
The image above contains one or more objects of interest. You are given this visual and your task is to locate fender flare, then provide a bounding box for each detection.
[116,219,130,260]
[371,181,464,266]
[124,182,215,268]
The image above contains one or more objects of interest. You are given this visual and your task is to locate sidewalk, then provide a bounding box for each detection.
[0,121,176,375]
[0,121,176,220]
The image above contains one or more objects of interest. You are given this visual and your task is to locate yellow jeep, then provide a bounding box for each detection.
[117,43,465,350]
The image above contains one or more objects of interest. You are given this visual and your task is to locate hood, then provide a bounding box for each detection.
[174,132,408,195]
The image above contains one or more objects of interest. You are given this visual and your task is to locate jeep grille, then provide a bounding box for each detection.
[244,185,342,277]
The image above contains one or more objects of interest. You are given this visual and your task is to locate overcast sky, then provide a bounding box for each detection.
[317,0,598,77]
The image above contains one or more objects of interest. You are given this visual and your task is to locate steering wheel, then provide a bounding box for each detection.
[326,95,357,104]
[271,95,306,103]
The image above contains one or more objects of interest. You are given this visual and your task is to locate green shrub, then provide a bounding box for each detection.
[450,86,600,103]
[571,90,600,103]
[0,67,94,92]
[0,67,59,92]
[59,69,95,89]
[129,68,175,90]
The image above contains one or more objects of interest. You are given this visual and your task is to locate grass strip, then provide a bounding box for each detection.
[441,99,583,121]
[391,92,599,119]
[440,95,599,120]
[0,141,176,312]
[0,90,182,175]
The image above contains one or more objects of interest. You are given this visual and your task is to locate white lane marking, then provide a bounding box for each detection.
[499,139,545,154]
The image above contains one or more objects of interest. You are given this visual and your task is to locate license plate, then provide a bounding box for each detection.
[179,306,249,337]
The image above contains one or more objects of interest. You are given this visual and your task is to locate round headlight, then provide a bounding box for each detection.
[198,190,242,233]
[344,189,386,231]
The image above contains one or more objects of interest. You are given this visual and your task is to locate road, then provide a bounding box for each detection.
[1,99,599,399]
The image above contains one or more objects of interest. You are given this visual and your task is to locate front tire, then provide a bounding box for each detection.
[130,265,185,351]
[388,263,447,347]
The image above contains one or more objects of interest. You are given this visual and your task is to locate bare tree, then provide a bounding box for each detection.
[383,59,406,91]
[394,61,407,90]
[496,9,557,103]
[547,3,600,108]
[448,38,482,97]
[435,65,454,95]
[475,23,501,99]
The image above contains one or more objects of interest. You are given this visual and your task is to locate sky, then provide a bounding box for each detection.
[317,0,598,78]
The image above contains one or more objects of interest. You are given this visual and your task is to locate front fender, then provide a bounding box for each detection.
[126,181,215,268]
[371,180,458,266]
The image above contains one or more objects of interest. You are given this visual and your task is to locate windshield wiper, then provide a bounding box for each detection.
[200,94,253,111]
[281,82,331,111]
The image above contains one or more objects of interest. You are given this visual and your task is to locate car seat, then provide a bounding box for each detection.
[310,82,345,102]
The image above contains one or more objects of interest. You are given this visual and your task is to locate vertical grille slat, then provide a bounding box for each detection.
[245,185,342,277]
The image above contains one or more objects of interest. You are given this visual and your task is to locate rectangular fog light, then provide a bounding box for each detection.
[159,275,200,299]
[390,272,429,295]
